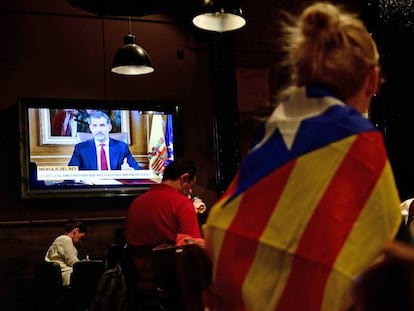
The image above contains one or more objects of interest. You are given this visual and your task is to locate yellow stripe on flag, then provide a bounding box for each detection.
[242,136,354,310]
[203,195,244,282]
[322,161,402,311]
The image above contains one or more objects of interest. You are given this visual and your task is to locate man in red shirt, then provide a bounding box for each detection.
[125,159,202,309]
[126,158,201,246]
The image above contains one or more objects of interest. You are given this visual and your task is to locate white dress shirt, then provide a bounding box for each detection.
[44,235,79,286]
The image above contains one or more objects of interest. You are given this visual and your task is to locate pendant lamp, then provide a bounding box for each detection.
[111,17,154,75]
[192,0,246,33]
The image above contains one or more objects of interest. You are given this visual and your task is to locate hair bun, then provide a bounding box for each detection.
[300,3,340,38]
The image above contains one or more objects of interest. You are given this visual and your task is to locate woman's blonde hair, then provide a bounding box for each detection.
[283,2,379,101]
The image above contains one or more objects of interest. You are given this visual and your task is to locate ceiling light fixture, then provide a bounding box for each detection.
[111,17,154,75]
[192,0,246,33]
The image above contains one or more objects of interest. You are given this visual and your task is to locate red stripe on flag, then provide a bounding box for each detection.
[276,132,387,311]
[225,172,239,197]
[215,160,296,308]
[217,171,240,204]
[152,157,165,171]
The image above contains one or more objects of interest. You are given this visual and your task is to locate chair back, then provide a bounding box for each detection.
[151,245,186,311]
[152,244,212,311]
[175,244,212,311]
[71,260,105,311]
[33,261,68,310]
[126,244,159,310]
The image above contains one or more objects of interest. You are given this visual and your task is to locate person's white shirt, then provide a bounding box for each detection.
[45,234,79,286]
[400,198,414,223]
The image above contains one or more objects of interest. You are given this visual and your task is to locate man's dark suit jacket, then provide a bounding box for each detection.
[68,138,141,170]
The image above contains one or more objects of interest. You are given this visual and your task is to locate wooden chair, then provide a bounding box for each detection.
[70,260,105,311]
[126,244,160,311]
[151,245,184,311]
[33,261,72,311]
[152,244,212,311]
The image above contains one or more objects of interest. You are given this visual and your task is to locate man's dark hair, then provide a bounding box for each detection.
[64,219,87,233]
[162,159,197,182]
[88,110,111,125]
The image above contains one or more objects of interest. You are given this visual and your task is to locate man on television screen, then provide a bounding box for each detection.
[68,110,141,170]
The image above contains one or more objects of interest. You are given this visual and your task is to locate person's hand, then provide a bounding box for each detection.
[121,157,133,170]
[176,233,205,248]
[193,197,207,214]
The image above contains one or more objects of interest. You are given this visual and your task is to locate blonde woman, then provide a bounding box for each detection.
[203,2,402,311]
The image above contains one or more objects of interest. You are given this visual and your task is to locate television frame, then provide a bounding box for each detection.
[18,97,182,199]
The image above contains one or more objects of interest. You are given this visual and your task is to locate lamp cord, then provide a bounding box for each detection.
[128,16,132,35]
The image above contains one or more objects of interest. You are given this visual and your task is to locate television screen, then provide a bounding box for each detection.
[18,97,181,198]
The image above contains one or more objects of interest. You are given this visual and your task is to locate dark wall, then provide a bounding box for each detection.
[362,0,414,201]
[0,1,217,309]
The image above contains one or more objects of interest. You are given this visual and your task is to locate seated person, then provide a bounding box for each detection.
[125,159,203,307]
[68,110,141,170]
[126,159,203,248]
[45,219,87,286]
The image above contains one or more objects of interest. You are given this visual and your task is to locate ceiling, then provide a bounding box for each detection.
[66,0,198,18]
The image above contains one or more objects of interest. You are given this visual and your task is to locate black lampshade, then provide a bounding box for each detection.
[111,33,154,75]
[192,0,246,33]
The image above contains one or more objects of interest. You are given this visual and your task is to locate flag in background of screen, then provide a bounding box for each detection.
[148,114,168,175]
[165,114,174,166]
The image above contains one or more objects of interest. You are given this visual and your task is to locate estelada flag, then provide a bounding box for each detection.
[203,87,402,311]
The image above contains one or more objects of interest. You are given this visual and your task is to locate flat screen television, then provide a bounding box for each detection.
[18,97,182,199]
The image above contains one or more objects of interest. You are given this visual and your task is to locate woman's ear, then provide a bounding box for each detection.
[365,65,380,97]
